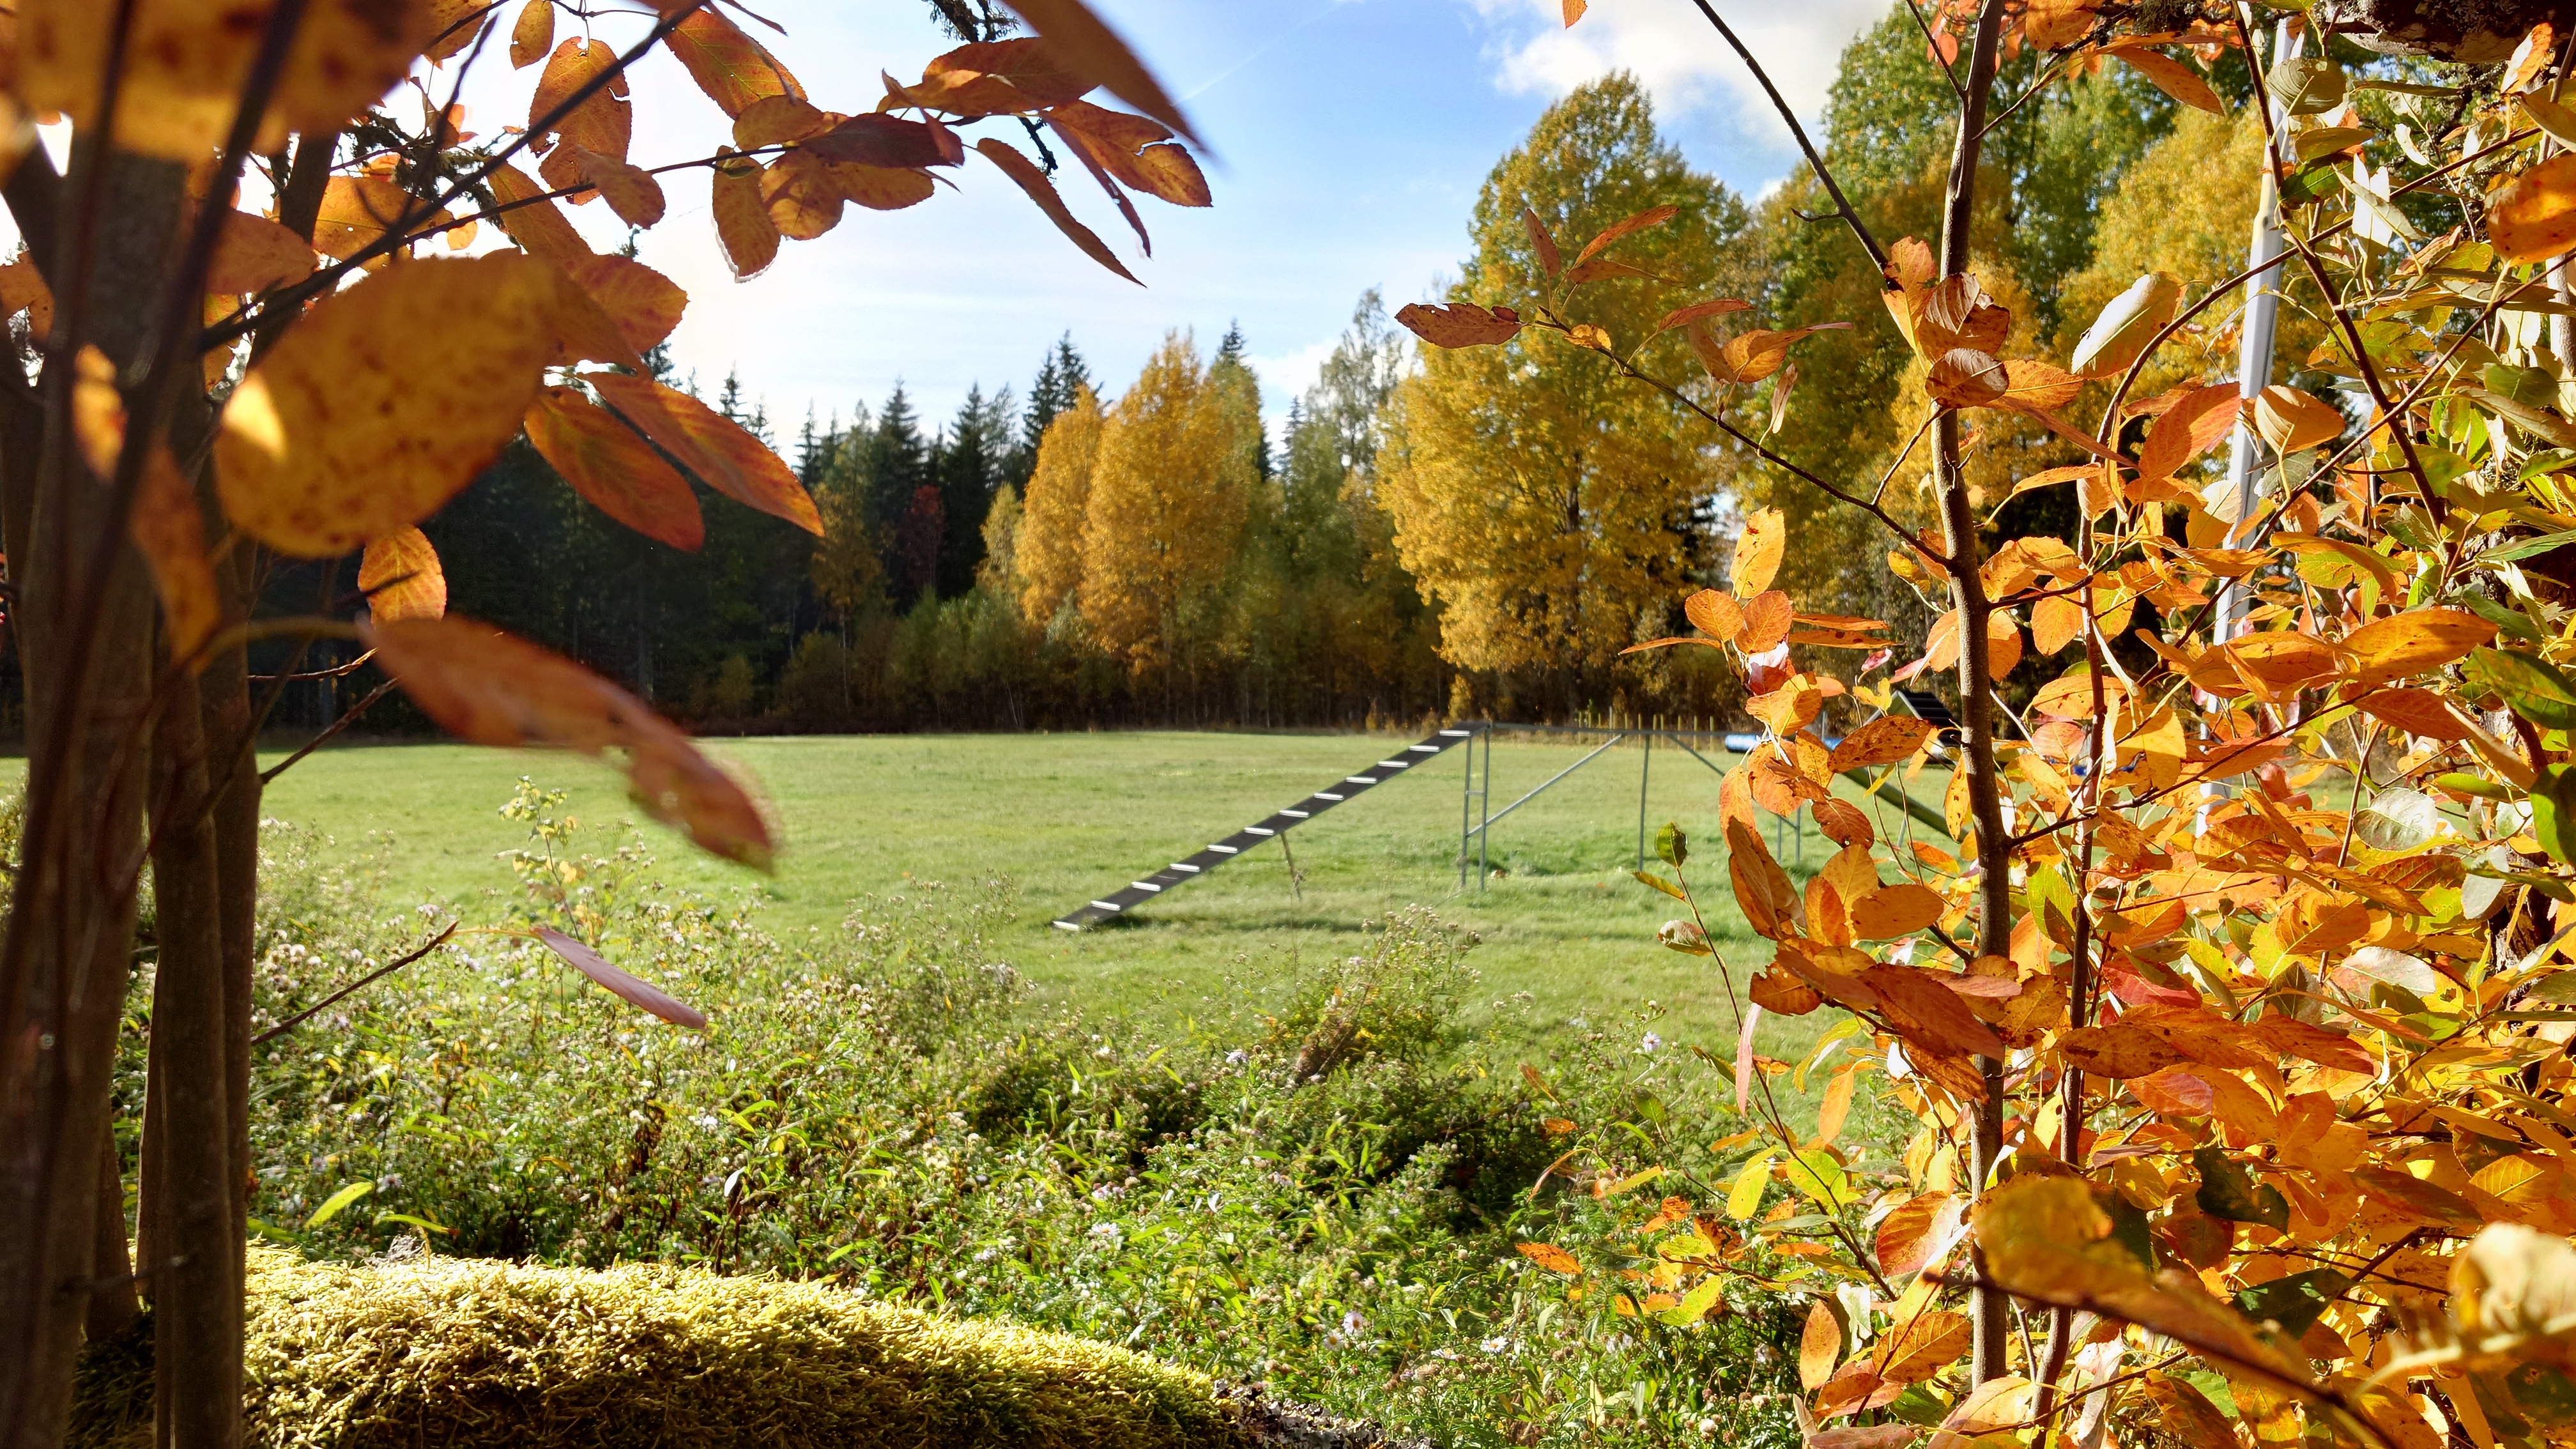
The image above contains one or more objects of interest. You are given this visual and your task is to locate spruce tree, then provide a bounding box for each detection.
[1020,334,1092,471]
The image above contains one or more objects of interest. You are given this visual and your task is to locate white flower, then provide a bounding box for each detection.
[1480,1335,1511,1354]
[1639,1032,1662,1054]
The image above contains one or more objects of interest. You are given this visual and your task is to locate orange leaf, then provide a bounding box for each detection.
[217,254,556,556]
[70,344,124,480]
[558,253,687,360]
[131,447,220,664]
[925,38,1094,108]
[574,147,668,229]
[1395,302,1520,348]
[0,255,54,342]
[2057,1023,2186,1078]
[1874,1192,1955,1277]
[2115,49,2225,114]
[803,114,965,169]
[1850,883,1945,940]
[1800,1301,1841,1390]
[735,95,829,150]
[206,210,315,295]
[976,137,1138,283]
[313,175,443,263]
[509,0,553,68]
[2136,383,2239,481]
[358,527,448,624]
[1873,1308,1971,1383]
[2491,153,2576,264]
[1813,798,1874,847]
[1515,1241,1581,1275]
[1829,716,1935,773]
[2032,594,2084,656]
[535,926,707,1029]
[1046,100,1209,208]
[760,150,847,240]
[523,386,706,551]
[664,6,806,118]
[2343,608,2494,687]
[1000,0,1203,148]
[1733,507,1785,597]
[1740,590,1793,653]
[530,36,631,176]
[1562,0,1588,23]
[1986,611,2023,678]
[710,150,781,280]
[1683,587,1744,644]
[1574,203,1677,266]
[1725,819,1797,940]
[1652,297,1751,335]
[2356,687,2469,740]
[585,372,820,535]
[1860,965,2006,1061]
[365,615,774,866]
[1524,206,1561,277]
[486,160,592,268]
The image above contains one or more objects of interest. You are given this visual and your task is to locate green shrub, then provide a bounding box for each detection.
[204,792,1814,1446]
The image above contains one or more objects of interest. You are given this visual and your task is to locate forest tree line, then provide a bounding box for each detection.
[19,3,2293,740]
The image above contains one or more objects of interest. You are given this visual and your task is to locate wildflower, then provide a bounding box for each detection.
[1639,1032,1662,1054]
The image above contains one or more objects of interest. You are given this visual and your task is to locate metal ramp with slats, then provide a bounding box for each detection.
[1050,726,1478,930]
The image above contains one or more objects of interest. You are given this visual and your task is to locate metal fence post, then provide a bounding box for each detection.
[1636,728,1652,870]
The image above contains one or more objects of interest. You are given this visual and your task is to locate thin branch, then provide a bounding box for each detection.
[1682,0,1887,273]
[250,648,374,684]
[1899,0,1970,103]
[252,923,458,1045]
[259,677,397,786]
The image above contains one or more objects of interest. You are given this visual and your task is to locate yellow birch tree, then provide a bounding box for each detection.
[1078,333,1252,671]
[1013,383,1102,625]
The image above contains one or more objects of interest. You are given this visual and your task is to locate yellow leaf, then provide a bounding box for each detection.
[1726,1153,1772,1220]
[1683,587,1744,644]
[2069,272,2179,378]
[710,150,782,281]
[509,0,553,68]
[358,528,447,624]
[574,148,668,230]
[70,345,124,480]
[1815,1066,1859,1147]
[1850,883,1944,940]
[2254,384,2345,452]
[19,0,434,160]
[131,447,220,665]
[217,254,556,557]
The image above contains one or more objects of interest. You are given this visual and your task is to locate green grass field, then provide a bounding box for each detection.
[250,729,1941,1064]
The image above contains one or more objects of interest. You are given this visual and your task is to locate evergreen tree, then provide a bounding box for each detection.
[1213,321,1271,480]
[933,385,1013,599]
[863,384,931,604]
[1020,334,1092,473]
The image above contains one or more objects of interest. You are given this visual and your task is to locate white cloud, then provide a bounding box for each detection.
[1470,0,1886,145]
[1251,339,1340,410]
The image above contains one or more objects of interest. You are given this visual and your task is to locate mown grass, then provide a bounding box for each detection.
[252,729,1948,1070]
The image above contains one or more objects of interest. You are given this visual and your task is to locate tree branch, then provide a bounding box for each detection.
[1682,0,1888,273]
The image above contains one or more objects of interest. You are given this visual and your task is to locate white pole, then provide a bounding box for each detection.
[2215,15,2299,633]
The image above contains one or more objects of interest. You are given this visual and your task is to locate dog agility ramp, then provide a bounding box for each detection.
[1050,727,1475,930]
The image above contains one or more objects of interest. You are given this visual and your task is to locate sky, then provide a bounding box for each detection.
[516,0,1897,441]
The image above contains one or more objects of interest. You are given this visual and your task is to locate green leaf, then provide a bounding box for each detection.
[1659,1273,1727,1326]
[1782,1149,1849,1209]
[2534,765,2576,866]
[305,1180,374,1229]
[2269,55,2345,114]
[2233,1267,2347,1337]
[2471,647,2576,730]
[1655,821,1687,867]
[2193,1146,2288,1230]
[2437,771,2520,802]
[2528,972,2576,1003]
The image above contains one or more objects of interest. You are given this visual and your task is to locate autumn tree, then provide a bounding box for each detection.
[1378,74,1749,707]
[0,2,1211,1444]
[1408,0,2576,1443]
[1013,381,1103,627]
[1078,332,1254,673]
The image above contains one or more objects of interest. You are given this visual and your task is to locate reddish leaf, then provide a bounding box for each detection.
[1573,203,1677,266]
[1828,716,1935,774]
[523,386,706,551]
[802,114,965,169]
[733,95,829,150]
[1874,1192,1955,1277]
[535,926,708,1029]
[573,147,667,229]
[1652,297,1751,334]
[364,615,774,867]
[1860,965,2005,1061]
[1395,302,1520,348]
[586,373,821,535]
[1515,1241,1581,1275]
[1525,206,1561,277]
[976,137,1138,283]
[1048,100,1209,208]
[924,38,1094,107]
[2115,49,2224,113]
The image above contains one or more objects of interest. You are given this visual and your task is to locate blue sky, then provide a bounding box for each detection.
[583,0,1894,440]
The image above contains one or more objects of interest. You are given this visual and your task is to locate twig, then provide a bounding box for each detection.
[252,923,459,1045]
[250,648,376,684]
[1682,0,1888,272]
[259,678,397,786]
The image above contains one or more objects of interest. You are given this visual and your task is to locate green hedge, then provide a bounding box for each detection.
[75,1246,1400,1449]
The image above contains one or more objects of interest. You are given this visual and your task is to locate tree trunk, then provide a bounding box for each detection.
[1933,0,2016,1388]
[0,142,185,1449]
